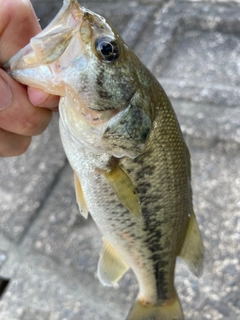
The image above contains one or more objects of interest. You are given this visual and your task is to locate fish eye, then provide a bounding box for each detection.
[95,37,120,62]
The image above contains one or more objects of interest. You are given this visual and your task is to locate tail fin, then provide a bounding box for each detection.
[127,295,184,320]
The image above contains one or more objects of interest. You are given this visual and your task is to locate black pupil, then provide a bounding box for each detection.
[96,37,120,62]
[101,43,113,56]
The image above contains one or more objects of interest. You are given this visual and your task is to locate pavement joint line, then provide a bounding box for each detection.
[159,78,240,98]
[120,5,157,49]
[139,0,240,107]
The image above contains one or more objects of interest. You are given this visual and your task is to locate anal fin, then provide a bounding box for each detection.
[102,163,142,218]
[98,238,129,287]
[74,172,88,219]
[179,210,204,277]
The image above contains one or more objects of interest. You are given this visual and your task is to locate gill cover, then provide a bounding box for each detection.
[101,91,152,158]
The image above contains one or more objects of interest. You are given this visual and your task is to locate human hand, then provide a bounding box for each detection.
[0,0,59,157]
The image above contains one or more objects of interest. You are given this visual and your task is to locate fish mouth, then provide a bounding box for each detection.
[3,0,87,95]
[3,0,113,98]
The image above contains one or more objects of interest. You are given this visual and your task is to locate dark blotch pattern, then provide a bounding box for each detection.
[96,65,113,103]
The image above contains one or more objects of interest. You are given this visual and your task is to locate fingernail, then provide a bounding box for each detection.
[0,76,12,111]
[28,87,49,106]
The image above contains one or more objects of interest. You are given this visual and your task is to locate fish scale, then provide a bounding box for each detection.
[4,0,204,319]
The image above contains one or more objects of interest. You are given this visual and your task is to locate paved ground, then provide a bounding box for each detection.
[0,0,240,319]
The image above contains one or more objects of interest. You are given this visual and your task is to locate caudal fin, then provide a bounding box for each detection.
[127,295,184,320]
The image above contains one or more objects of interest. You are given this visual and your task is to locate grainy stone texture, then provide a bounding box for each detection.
[0,0,240,319]
[0,115,66,242]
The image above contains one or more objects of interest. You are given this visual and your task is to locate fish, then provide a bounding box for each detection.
[4,0,204,319]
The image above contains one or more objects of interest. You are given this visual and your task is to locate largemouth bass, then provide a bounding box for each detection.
[4,0,204,319]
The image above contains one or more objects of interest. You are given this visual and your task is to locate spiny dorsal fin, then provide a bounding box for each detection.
[179,210,204,277]
[74,172,88,219]
[98,238,129,286]
[101,161,142,218]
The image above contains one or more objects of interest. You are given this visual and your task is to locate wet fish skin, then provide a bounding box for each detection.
[4,1,204,319]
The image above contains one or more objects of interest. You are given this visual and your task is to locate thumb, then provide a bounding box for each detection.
[0,0,60,112]
[0,68,52,136]
[0,0,41,63]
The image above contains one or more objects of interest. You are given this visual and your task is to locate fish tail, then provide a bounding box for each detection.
[126,295,184,320]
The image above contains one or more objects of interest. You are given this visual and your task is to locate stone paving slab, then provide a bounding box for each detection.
[34,0,157,44]
[0,253,124,320]
[138,1,240,107]
[0,229,135,320]
[173,99,240,149]
[0,115,66,243]
[179,144,240,320]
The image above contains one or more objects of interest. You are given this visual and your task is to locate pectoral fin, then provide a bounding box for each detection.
[179,210,204,277]
[102,163,142,218]
[98,238,129,286]
[74,172,88,219]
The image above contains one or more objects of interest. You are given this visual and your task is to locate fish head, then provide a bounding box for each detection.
[4,0,153,158]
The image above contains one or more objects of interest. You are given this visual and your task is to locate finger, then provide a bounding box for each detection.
[0,0,60,112]
[0,0,41,63]
[0,128,31,157]
[27,87,59,111]
[0,69,52,136]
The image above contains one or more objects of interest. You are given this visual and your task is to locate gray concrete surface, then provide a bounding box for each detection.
[0,0,240,319]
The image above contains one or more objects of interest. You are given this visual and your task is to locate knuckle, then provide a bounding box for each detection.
[0,130,31,157]
[17,137,31,155]
[20,109,52,136]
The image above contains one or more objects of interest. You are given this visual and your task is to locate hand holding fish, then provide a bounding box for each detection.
[0,0,59,157]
